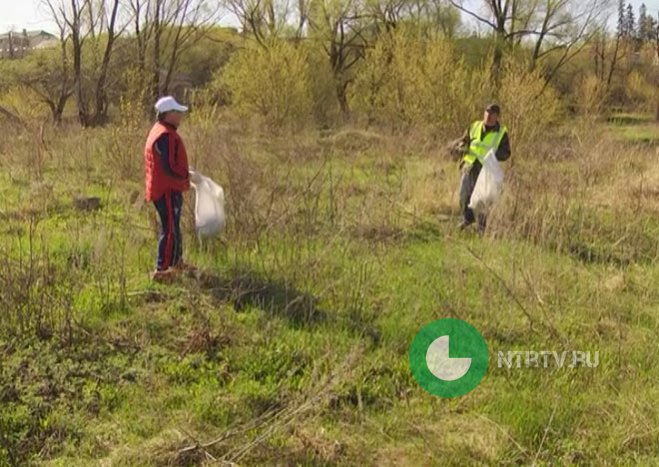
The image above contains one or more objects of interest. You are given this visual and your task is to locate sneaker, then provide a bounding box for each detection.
[151,269,177,284]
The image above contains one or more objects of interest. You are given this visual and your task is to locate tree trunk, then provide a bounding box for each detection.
[163,33,182,94]
[55,96,67,123]
[46,101,59,123]
[92,0,120,126]
[491,21,507,83]
[69,0,90,126]
[152,0,162,99]
[491,43,504,84]
[72,34,90,126]
[336,81,350,121]
[606,34,622,89]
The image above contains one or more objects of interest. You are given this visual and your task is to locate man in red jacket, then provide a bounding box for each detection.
[144,96,195,282]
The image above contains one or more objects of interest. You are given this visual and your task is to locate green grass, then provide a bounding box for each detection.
[607,113,659,143]
[0,120,658,465]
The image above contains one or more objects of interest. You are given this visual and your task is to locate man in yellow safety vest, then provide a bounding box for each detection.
[450,103,511,233]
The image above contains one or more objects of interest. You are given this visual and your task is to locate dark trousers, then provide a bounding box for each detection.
[153,191,183,271]
[459,163,487,231]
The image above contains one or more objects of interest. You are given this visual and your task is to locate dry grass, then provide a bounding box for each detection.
[0,112,658,465]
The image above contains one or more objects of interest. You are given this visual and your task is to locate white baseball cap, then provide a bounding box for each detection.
[154,96,188,114]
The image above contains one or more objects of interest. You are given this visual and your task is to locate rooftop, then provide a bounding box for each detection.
[0,30,56,40]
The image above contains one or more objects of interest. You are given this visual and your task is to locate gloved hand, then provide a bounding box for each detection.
[447,139,467,160]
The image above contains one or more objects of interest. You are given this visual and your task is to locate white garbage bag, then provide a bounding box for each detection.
[468,149,504,212]
[189,170,226,238]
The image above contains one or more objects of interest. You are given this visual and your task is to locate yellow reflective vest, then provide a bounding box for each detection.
[463,121,508,165]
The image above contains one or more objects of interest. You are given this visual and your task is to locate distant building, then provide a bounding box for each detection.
[0,30,57,59]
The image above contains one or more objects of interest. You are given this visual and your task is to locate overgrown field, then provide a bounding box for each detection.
[0,116,658,466]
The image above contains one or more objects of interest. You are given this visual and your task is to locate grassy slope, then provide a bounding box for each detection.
[0,118,658,466]
[607,113,659,144]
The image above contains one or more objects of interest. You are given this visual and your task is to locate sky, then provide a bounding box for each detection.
[0,0,242,33]
[0,0,56,33]
[2,0,659,35]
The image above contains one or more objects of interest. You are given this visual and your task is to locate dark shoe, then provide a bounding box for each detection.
[151,269,178,284]
[477,214,487,234]
[458,219,473,230]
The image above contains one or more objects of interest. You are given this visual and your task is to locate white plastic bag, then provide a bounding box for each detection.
[190,171,226,238]
[468,149,504,212]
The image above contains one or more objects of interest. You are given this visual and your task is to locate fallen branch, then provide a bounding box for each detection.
[0,105,27,128]
[464,245,538,335]
[533,406,556,463]
[177,347,363,462]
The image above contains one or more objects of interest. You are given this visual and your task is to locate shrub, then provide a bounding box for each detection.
[0,86,50,122]
[305,44,340,127]
[118,67,150,130]
[575,73,607,119]
[626,70,658,113]
[351,28,488,135]
[219,39,313,130]
[496,58,563,156]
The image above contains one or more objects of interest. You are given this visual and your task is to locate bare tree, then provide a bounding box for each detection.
[403,0,462,38]
[45,0,91,125]
[368,0,406,32]
[448,0,510,72]
[126,0,220,99]
[162,0,220,93]
[593,30,622,87]
[92,0,124,125]
[536,5,609,93]
[308,0,372,119]
[40,0,222,124]
[130,0,152,75]
[44,0,127,126]
[225,0,297,46]
[12,2,76,123]
[449,0,611,80]
[152,0,164,97]
[226,0,374,118]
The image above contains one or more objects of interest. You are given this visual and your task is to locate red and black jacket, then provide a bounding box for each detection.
[144,121,190,201]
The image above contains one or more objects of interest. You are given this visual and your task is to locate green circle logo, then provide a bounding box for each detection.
[409,318,489,398]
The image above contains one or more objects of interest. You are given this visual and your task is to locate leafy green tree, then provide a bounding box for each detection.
[351,27,487,133]
[220,39,313,129]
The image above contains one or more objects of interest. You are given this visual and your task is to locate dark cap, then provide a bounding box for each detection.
[486,103,501,114]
